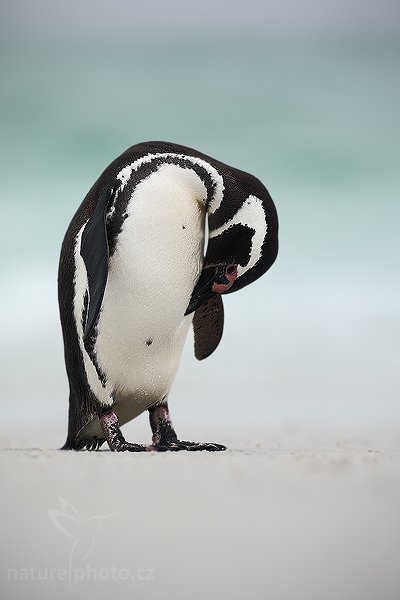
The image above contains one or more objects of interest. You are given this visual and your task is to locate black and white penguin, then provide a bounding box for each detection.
[59,141,278,451]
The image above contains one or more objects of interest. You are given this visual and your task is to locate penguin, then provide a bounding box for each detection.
[59,141,278,452]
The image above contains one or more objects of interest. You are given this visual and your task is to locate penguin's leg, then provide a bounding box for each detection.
[98,407,150,452]
[148,401,226,452]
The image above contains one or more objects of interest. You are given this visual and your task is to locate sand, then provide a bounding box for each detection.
[1,424,400,600]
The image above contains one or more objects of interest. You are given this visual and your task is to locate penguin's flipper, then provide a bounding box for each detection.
[193,294,224,360]
[80,186,115,340]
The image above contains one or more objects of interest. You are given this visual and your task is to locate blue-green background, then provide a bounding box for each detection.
[1,0,399,440]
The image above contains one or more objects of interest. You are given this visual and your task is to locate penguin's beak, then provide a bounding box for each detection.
[211,264,237,293]
[185,264,238,315]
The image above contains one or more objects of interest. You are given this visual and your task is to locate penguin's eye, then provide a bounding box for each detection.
[226,265,236,275]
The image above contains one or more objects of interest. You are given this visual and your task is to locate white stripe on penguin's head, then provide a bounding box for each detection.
[208,195,267,278]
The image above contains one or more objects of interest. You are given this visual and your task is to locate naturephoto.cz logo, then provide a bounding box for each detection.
[7,498,155,584]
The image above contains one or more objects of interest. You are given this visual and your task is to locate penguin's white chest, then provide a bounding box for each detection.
[93,164,206,404]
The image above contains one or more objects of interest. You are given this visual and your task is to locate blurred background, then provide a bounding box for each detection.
[0,0,399,444]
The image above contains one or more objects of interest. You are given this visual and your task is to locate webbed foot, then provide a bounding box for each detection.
[112,440,150,452]
[153,439,226,452]
[148,402,226,452]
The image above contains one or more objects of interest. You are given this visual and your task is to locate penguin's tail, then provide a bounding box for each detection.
[60,436,105,451]
[60,390,105,451]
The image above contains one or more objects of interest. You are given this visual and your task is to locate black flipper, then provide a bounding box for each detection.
[80,186,114,341]
[193,294,224,360]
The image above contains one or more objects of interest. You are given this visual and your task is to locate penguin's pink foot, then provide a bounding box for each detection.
[148,402,226,452]
[99,410,150,452]
[112,440,150,452]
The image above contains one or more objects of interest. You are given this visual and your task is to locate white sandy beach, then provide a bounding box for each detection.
[2,424,399,600]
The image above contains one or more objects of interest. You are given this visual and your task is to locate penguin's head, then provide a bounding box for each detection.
[186,169,278,315]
